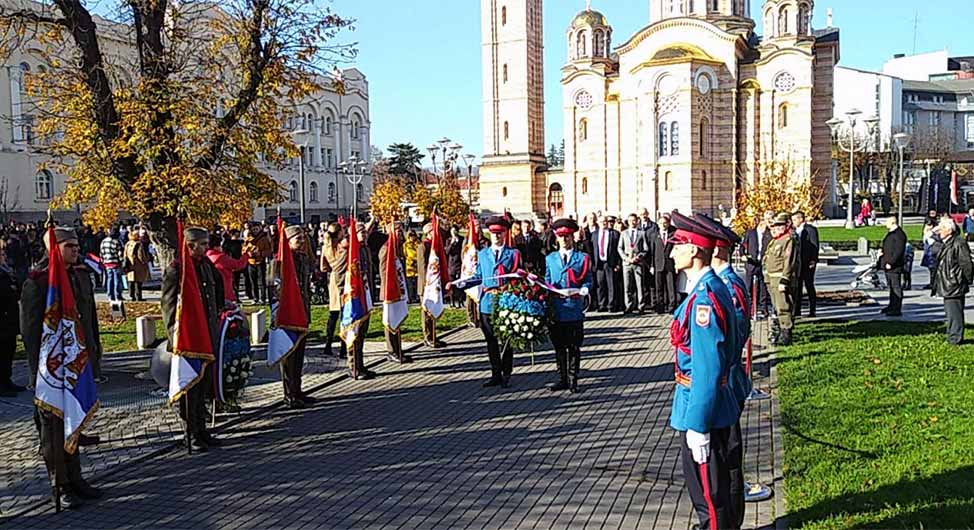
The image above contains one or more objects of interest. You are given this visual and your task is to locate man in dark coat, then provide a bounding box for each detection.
[791,211,820,317]
[591,215,621,312]
[934,216,974,344]
[161,227,225,451]
[653,213,678,312]
[879,217,907,317]
[519,219,546,276]
[21,227,103,508]
[638,208,659,311]
[0,240,22,397]
[741,214,772,317]
[271,225,314,409]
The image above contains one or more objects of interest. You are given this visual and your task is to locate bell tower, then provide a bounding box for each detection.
[480,0,547,217]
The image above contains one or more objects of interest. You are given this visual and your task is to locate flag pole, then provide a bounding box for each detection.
[44,212,62,512]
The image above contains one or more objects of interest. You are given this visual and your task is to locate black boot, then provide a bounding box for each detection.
[72,479,103,500]
[59,489,84,510]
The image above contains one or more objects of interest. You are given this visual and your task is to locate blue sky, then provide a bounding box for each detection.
[336,0,971,161]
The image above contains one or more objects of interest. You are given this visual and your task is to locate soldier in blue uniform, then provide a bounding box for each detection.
[667,211,743,530]
[472,216,523,388]
[544,219,592,393]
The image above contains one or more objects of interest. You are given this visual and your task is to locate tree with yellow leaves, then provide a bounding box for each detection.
[413,174,470,228]
[734,160,825,233]
[0,0,355,266]
[369,162,410,223]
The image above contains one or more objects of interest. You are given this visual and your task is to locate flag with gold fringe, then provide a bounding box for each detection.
[341,218,373,345]
[267,217,310,366]
[168,220,215,405]
[382,229,409,332]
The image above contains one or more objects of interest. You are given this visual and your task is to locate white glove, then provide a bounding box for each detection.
[686,429,711,464]
[777,284,787,292]
[578,286,589,297]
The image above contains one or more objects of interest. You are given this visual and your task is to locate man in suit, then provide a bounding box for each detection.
[619,214,649,313]
[592,215,621,312]
[653,213,678,312]
[879,217,907,317]
[741,213,773,318]
[791,211,820,317]
[519,219,546,276]
[638,208,659,311]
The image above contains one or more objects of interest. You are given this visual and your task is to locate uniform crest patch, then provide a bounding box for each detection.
[695,305,711,327]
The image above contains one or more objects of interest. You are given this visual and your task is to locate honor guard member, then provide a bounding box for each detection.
[544,219,592,393]
[21,227,103,508]
[667,212,743,530]
[379,222,413,364]
[762,213,798,345]
[161,226,225,451]
[472,215,522,388]
[272,225,315,409]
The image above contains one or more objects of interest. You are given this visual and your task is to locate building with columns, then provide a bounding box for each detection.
[479,0,838,219]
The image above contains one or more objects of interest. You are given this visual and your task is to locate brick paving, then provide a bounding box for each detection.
[1,313,782,529]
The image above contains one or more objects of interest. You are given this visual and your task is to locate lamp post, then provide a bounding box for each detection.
[462,153,476,206]
[827,109,879,229]
[893,132,912,226]
[339,155,369,220]
[290,129,310,224]
[427,137,463,181]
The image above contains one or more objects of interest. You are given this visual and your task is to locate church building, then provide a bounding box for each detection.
[479,0,839,219]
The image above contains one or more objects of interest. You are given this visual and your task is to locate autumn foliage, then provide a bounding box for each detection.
[734,161,824,233]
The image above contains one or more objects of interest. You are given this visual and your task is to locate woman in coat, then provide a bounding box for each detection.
[124,232,150,302]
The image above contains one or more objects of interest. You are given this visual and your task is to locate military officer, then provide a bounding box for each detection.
[472,215,522,388]
[21,227,103,508]
[762,213,798,345]
[544,219,592,393]
[161,226,225,451]
[271,225,315,409]
[667,212,743,530]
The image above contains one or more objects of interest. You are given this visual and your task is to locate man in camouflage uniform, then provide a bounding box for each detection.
[762,213,798,345]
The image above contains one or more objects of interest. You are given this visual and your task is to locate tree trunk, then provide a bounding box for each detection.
[147,213,178,273]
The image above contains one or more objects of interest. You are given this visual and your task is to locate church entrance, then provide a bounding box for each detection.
[548,183,564,218]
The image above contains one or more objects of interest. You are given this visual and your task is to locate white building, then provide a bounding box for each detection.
[833,66,902,150]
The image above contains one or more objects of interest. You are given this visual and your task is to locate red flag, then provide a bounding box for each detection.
[382,229,408,331]
[430,213,448,289]
[466,213,480,251]
[504,212,514,247]
[341,217,373,344]
[951,169,959,206]
[275,217,309,329]
[173,220,214,359]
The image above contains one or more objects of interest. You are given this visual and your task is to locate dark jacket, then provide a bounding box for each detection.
[935,233,974,299]
[518,231,545,274]
[652,226,676,273]
[742,228,771,267]
[0,265,20,339]
[21,259,102,378]
[270,251,312,318]
[447,236,463,280]
[880,227,907,273]
[160,256,225,350]
[795,224,820,266]
[591,228,621,268]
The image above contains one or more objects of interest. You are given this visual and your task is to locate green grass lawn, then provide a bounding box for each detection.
[817,224,923,244]
[777,320,974,529]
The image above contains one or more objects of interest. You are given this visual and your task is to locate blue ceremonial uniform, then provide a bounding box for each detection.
[473,246,521,314]
[545,250,593,323]
[669,268,741,433]
[715,264,753,403]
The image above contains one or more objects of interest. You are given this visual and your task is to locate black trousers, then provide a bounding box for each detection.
[656,269,678,311]
[682,424,743,530]
[325,310,348,357]
[247,262,267,302]
[280,338,306,401]
[595,263,616,311]
[36,409,84,488]
[550,321,583,385]
[795,265,817,316]
[0,334,15,385]
[885,271,903,313]
[178,364,212,437]
[128,280,143,302]
[481,313,513,380]
[944,296,965,345]
[745,264,770,313]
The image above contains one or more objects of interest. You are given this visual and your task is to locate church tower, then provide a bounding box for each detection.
[480,0,547,217]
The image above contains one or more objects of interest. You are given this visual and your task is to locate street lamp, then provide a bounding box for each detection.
[462,153,477,206]
[339,155,369,220]
[827,109,879,229]
[427,137,463,178]
[893,132,912,226]
[290,128,310,224]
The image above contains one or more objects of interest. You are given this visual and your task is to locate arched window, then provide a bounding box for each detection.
[548,183,564,217]
[765,12,775,37]
[352,118,361,139]
[581,177,588,194]
[503,121,509,140]
[325,115,333,135]
[702,170,708,190]
[288,181,298,203]
[356,183,363,200]
[578,119,588,142]
[670,122,680,156]
[798,3,810,34]
[309,182,319,203]
[778,103,789,129]
[778,6,789,35]
[659,122,669,156]
[502,186,508,197]
[699,119,710,158]
[327,182,336,202]
[503,64,508,83]
[664,171,672,191]
[35,170,52,200]
[576,30,587,57]
[593,30,605,57]
[501,6,507,25]
[712,0,719,11]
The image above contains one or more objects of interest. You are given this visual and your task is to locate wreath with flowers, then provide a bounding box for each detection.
[490,277,552,356]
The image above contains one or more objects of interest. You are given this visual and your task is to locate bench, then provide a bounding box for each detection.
[136,315,163,349]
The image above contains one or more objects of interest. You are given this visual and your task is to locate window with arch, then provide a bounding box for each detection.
[664,171,672,191]
[778,6,789,35]
[581,177,588,194]
[356,183,363,200]
[502,186,508,197]
[701,170,708,190]
[327,182,336,202]
[578,119,588,142]
[307,113,314,130]
[576,30,587,58]
[35,170,52,200]
[501,5,507,25]
[309,181,319,203]
[325,115,333,135]
[711,0,719,11]
[778,103,789,129]
[503,121,509,140]
[351,118,361,139]
[659,122,669,156]
[699,119,710,158]
[288,181,298,203]
[670,122,680,156]
[798,3,810,34]
[503,64,508,83]
[593,30,605,57]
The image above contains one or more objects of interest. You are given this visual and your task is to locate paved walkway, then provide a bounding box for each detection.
[1,313,781,529]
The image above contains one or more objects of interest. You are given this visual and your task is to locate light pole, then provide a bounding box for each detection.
[827,109,879,229]
[462,153,476,206]
[339,155,369,220]
[893,132,912,226]
[290,128,310,224]
[427,137,463,181]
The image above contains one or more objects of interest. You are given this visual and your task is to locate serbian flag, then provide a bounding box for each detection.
[34,226,99,454]
[84,252,103,276]
[341,218,373,346]
[951,169,959,206]
[460,214,481,302]
[504,211,515,247]
[168,220,215,405]
[422,213,448,319]
[382,229,409,332]
[267,218,309,366]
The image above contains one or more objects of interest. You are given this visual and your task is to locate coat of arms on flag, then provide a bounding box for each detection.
[168,221,215,405]
[422,213,448,319]
[267,218,310,366]
[382,228,409,333]
[341,218,373,346]
[34,226,99,454]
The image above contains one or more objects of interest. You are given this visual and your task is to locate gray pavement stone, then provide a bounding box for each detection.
[2,312,782,529]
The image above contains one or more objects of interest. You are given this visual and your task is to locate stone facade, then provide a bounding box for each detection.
[479,0,838,219]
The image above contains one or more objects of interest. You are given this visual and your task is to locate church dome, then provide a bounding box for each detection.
[571,9,609,29]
